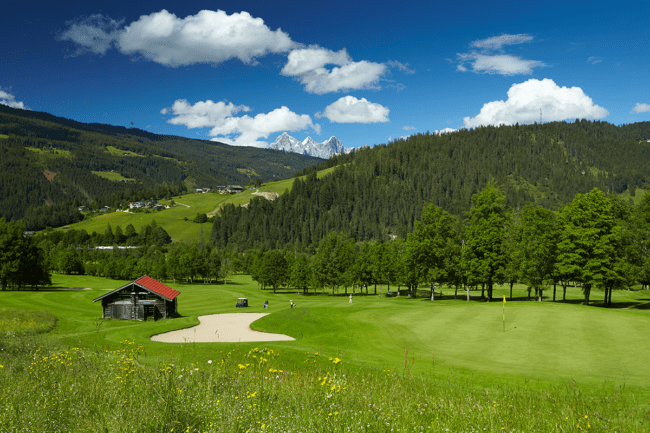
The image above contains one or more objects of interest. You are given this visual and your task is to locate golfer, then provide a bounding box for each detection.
[349,294,353,303]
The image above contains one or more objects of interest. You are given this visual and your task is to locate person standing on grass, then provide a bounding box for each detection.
[349,294,353,303]
[290,300,294,308]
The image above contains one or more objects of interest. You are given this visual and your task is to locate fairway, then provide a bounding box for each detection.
[3,274,649,398]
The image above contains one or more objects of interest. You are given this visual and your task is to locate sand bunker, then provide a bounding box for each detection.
[150,313,295,343]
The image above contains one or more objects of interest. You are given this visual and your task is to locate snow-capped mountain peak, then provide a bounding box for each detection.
[269,133,350,159]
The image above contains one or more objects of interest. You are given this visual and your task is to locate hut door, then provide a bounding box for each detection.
[112,304,124,319]
[137,304,145,321]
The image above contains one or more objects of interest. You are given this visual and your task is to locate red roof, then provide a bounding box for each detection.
[135,276,180,300]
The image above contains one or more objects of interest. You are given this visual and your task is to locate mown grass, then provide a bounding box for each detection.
[91,170,136,182]
[3,276,650,393]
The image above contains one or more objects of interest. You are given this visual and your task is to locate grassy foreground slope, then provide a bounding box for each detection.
[61,167,337,242]
[3,274,650,398]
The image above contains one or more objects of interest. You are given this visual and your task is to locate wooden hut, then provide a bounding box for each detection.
[93,276,180,321]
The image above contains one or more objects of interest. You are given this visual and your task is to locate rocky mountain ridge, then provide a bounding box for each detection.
[269,132,351,159]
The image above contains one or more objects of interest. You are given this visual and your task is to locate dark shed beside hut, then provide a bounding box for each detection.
[93,276,180,321]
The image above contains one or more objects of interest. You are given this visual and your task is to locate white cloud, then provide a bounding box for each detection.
[57,14,123,55]
[387,60,414,74]
[281,46,387,94]
[587,56,602,65]
[0,88,29,110]
[470,34,533,50]
[59,9,294,66]
[457,53,547,76]
[163,99,250,128]
[463,78,609,128]
[457,34,547,76]
[162,99,317,147]
[632,103,650,114]
[316,96,389,123]
[403,125,416,130]
[434,128,457,135]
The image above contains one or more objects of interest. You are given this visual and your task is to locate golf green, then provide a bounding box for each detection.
[3,274,649,397]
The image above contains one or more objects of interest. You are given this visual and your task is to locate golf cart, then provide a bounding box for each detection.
[236,298,248,308]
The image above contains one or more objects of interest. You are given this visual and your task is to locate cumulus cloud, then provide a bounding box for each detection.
[434,128,457,135]
[632,103,650,114]
[463,78,609,128]
[403,125,416,130]
[162,99,251,129]
[0,88,29,110]
[59,9,294,66]
[57,14,123,56]
[281,46,387,94]
[456,33,547,76]
[162,99,317,147]
[316,96,389,123]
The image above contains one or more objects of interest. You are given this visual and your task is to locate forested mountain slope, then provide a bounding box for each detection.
[0,105,323,225]
[211,120,650,250]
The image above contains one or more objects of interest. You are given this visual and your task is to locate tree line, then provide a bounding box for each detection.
[246,184,650,306]
[4,184,650,308]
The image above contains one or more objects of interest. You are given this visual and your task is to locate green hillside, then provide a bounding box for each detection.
[0,104,324,227]
[212,120,650,249]
[61,166,337,242]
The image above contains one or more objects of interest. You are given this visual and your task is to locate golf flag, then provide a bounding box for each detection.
[503,295,506,304]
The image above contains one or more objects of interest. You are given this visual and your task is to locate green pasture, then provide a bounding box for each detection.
[3,274,650,398]
[25,146,71,159]
[59,166,338,242]
[105,145,144,157]
[237,167,259,177]
[618,187,648,206]
[91,170,136,182]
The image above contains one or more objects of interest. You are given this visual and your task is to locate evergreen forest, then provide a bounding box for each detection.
[212,119,650,250]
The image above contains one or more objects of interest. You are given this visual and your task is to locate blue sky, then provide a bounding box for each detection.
[2,0,649,149]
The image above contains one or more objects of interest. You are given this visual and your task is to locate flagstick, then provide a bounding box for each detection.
[503,296,505,332]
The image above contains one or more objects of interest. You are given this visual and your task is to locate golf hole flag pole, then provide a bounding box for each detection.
[503,295,506,332]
